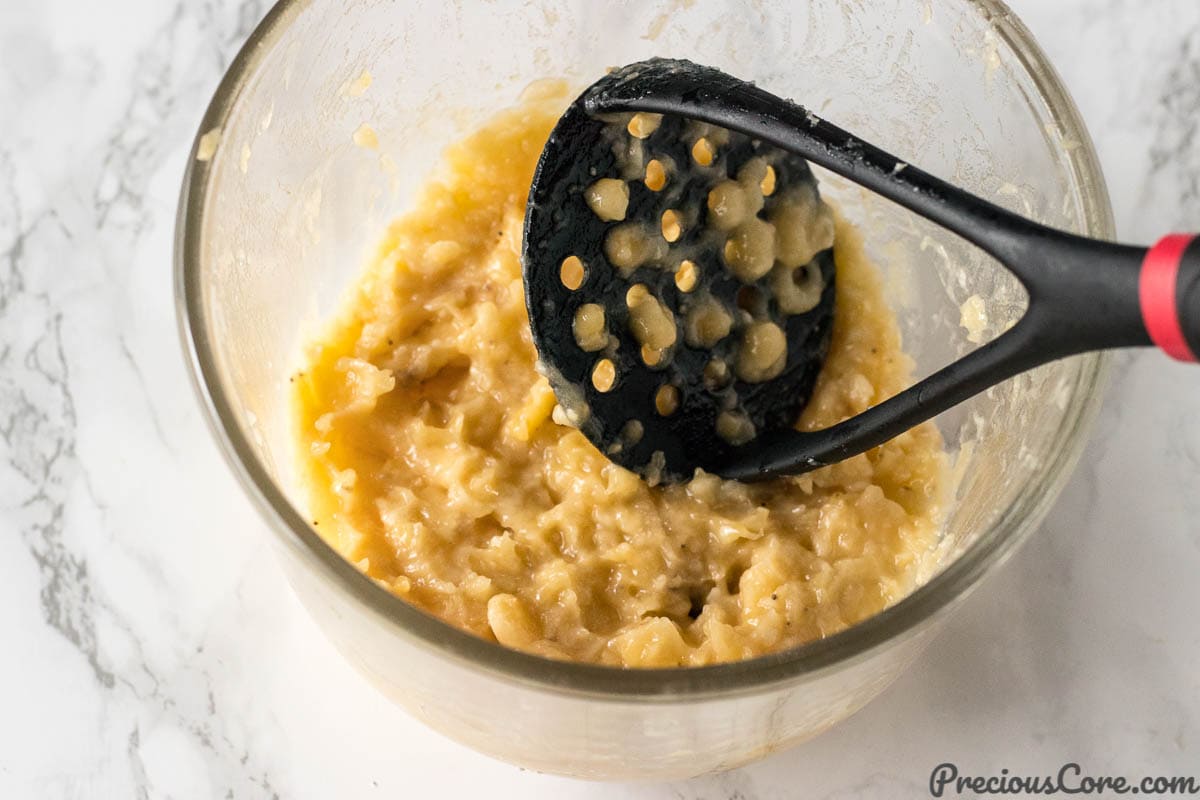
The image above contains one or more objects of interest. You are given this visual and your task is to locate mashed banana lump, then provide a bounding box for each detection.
[293,83,947,667]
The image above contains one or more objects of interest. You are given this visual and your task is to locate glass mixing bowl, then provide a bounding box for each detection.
[176,0,1113,780]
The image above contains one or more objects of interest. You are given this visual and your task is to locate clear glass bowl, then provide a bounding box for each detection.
[176,0,1112,780]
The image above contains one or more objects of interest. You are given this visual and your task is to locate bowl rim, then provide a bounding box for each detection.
[175,0,1114,699]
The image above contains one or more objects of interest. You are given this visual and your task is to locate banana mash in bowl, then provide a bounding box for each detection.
[293,85,948,667]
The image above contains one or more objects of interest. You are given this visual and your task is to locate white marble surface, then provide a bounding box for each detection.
[2,0,1199,797]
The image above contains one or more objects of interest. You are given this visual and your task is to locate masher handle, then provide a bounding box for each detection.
[1140,235,1200,362]
[587,60,1200,478]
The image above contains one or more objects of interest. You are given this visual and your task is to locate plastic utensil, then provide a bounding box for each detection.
[523,58,1199,483]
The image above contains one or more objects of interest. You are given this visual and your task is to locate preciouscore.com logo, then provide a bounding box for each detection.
[929,763,1200,797]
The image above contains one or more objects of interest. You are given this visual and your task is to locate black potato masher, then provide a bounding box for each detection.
[522,59,1199,484]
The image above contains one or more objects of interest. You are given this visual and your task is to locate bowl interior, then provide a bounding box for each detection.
[184,0,1109,676]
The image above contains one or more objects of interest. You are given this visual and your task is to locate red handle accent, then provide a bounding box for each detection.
[1139,234,1198,362]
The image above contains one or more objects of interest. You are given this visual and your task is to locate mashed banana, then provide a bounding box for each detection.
[293,84,946,667]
